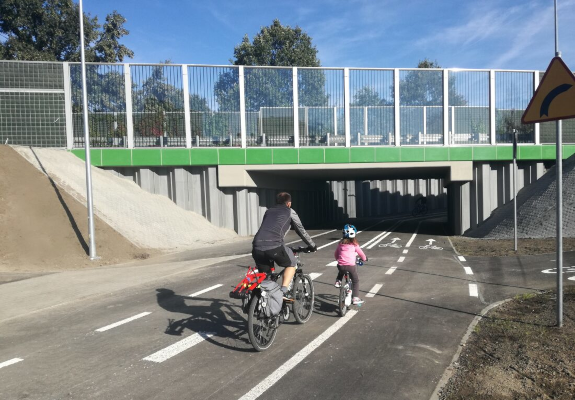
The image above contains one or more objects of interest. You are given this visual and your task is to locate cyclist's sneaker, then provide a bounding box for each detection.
[334,280,341,288]
[352,297,364,306]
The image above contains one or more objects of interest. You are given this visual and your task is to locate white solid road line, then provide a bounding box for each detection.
[397,257,405,263]
[287,229,337,245]
[0,358,23,369]
[143,332,214,363]
[317,239,341,250]
[309,273,322,280]
[469,284,479,297]
[189,284,223,298]
[405,221,422,248]
[458,256,466,262]
[96,312,152,333]
[464,267,474,275]
[385,266,397,275]
[239,310,358,400]
[366,284,384,297]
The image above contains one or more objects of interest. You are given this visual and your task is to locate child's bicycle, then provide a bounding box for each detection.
[230,246,314,352]
[337,257,364,317]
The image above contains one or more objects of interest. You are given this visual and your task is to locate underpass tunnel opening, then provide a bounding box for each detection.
[245,167,451,234]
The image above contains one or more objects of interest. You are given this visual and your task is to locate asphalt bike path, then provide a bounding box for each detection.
[2,215,570,399]
[0,220,406,399]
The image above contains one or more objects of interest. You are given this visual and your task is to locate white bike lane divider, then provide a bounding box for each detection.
[143,332,215,363]
[239,310,358,400]
[0,358,23,369]
[452,250,477,296]
[366,283,384,298]
[189,284,223,297]
[96,312,152,333]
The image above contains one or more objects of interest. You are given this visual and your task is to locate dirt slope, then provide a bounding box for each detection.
[0,145,151,273]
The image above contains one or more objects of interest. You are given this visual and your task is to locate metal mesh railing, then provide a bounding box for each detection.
[0,62,67,147]
[70,64,127,147]
[131,65,186,147]
[4,60,575,149]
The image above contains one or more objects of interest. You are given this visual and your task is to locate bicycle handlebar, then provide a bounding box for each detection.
[289,245,315,254]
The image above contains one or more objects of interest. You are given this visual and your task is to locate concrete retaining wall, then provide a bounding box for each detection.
[104,166,449,235]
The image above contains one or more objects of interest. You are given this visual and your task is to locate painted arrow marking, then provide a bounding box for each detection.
[391,238,401,243]
[426,239,436,245]
[541,83,573,117]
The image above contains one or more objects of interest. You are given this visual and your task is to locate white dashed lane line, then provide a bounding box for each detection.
[143,332,215,363]
[463,267,474,275]
[405,221,421,248]
[0,358,23,369]
[458,256,466,262]
[402,250,408,254]
[385,266,397,275]
[366,284,383,298]
[397,257,405,263]
[96,312,152,333]
[309,273,322,280]
[189,284,223,298]
[239,310,358,400]
[326,261,338,267]
[469,284,479,297]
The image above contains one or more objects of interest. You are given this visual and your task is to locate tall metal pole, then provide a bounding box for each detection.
[513,129,518,251]
[78,0,97,260]
[554,0,563,327]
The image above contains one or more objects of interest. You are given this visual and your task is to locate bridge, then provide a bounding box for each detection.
[2,60,574,236]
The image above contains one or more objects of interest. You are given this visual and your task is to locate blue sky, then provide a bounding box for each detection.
[82,0,575,71]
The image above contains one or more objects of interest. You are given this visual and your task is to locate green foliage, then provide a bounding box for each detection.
[232,19,320,67]
[216,19,327,113]
[0,0,133,62]
[399,58,467,106]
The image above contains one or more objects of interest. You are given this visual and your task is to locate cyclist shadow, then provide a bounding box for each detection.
[155,288,253,352]
[312,293,340,317]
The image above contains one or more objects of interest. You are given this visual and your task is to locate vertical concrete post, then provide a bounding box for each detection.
[292,67,300,148]
[394,69,400,147]
[63,62,74,149]
[239,66,247,148]
[182,65,192,148]
[489,70,496,146]
[443,69,449,146]
[344,68,351,147]
[124,64,134,149]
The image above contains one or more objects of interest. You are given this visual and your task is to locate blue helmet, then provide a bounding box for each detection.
[342,224,357,239]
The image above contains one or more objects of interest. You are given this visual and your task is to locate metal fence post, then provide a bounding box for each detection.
[533,70,541,145]
[124,63,134,149]
[63,62,74,149]
[443,69,449,146]
[489,69,496,146]
[344,68,351,147]
[293,67,300,148]
[239,66,247,148]
[182,65,192,148]
[394,68,400,147]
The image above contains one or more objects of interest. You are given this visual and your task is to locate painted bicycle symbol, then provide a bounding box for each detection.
[419,239,443,251]
[379,238,402,248]
[541,266,575,280]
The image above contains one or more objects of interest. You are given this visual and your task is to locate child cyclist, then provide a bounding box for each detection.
[334,224,367,305]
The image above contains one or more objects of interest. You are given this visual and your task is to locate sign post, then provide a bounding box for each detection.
[78,0,98,260]
[521,0,575,327]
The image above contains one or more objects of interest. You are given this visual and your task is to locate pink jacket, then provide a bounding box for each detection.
[334,243,366,266]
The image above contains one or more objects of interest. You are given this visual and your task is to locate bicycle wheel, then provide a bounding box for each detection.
[338,280,348,317]
[292,274,314,324]
[247,295,278,352]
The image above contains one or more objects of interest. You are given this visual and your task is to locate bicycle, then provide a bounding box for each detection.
[337,257,364,317]
[230,246,315,352]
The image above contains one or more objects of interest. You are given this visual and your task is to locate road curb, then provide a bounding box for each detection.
[428,298,512,400]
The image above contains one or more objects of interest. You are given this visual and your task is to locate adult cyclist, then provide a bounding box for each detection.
[252,192,317,299]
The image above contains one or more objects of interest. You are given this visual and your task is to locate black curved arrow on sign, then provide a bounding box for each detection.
[540,83,573,117]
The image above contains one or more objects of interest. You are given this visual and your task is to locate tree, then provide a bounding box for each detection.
[215,19,327,114]
[399,58,467,106]
[0,0,133,62]
[352,86,389,106]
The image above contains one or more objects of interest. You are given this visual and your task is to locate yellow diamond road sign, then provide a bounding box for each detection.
[522,57,575,124]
